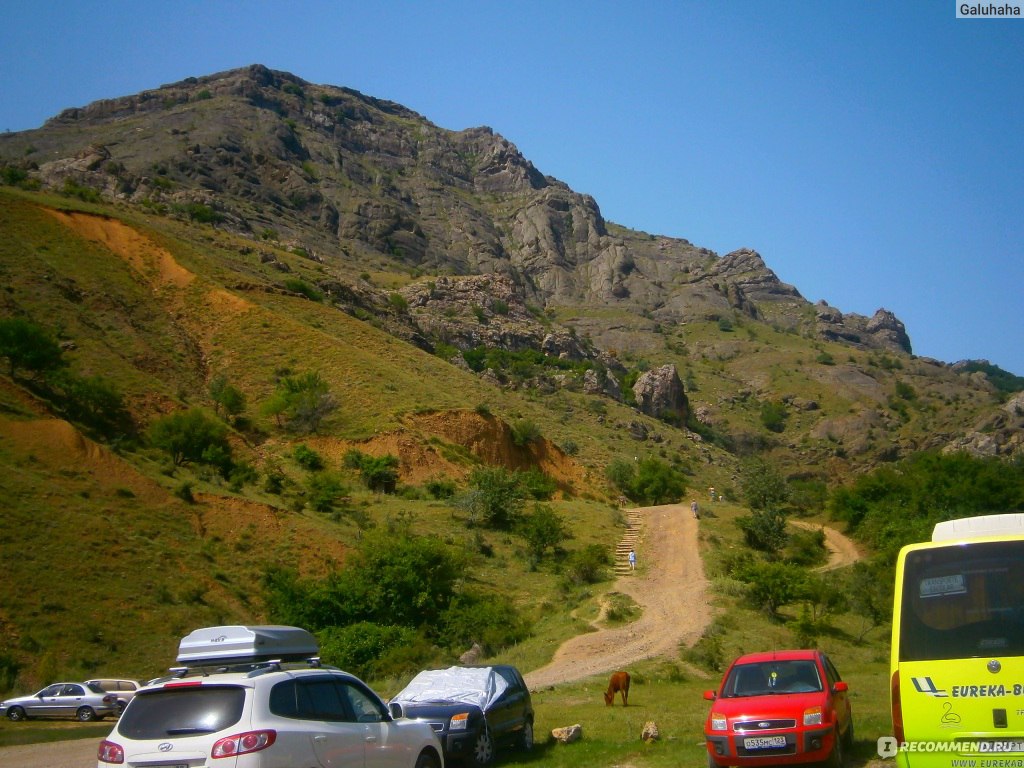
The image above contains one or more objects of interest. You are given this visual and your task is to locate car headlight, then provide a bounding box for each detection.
[710,713,728,731]
[803,706,823,726]
[450,712,471,731]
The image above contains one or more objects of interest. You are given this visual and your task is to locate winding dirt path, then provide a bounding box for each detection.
[525,506,861,690]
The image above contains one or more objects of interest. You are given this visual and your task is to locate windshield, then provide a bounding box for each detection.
[900,540,1024,661]
[722,660,822,697]
[117,686,245,739]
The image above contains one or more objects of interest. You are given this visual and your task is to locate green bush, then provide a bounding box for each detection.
[293,444,325,471]
[458,466,526,529]
[283,278,324,302]
[735,560,806,615]
[306,472,347,512]
[736,509,788,553]
[318,622,429,681]
[425,476,457,499]
[519,504,568,560]
[510,418,541,447]
[149,408,231,468]
[759,400,787,433]
[563,543,611,586]
[0,317,64,378]
[519,467,557,500]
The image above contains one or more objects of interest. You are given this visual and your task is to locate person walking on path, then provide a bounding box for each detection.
[690,500,699,519]
[628,548,636,571]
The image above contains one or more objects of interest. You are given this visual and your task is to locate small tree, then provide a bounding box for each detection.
[736,509,788,553]
[0,318,64,379]
[459,466,526,529]
[520,504,568,561]
[739,457,790,511]
[262,371,338,434]
[148,408,231,467]
[209,375,246,419]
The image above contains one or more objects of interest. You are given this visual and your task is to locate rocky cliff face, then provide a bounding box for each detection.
[0,64,910,360]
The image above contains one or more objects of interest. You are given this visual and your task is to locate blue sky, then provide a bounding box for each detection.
[3,1,1022,374]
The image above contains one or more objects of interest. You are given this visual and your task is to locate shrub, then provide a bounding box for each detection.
[388,292,409,312]
[0,318,64,378]
[293,444,325,471]
[735,560,806,615]
[458,466,526,528]
[736,509,788,553]
[306,472,347,512]
[519,504,568,560]
[283,278,324,302]
[318,622,428,681]
[519,467,557,500]
[510,418,541,447]
[425,476,457,499]
[759,400,787,433]
[149,408,231,468]
[563,543,611,585]
[262,371,338,434]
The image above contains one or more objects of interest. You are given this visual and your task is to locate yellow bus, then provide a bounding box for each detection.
[890,513,1024,767]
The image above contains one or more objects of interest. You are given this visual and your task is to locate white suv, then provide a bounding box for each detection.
[97,625,444,768]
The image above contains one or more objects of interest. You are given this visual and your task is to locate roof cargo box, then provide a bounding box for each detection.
[177,625,319,665]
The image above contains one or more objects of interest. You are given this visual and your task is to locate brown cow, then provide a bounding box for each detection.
[604,670,630,706]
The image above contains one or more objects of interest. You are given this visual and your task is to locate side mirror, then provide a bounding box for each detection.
[389,702,403,719]
[833,681,848,693]
[703,690,717,701]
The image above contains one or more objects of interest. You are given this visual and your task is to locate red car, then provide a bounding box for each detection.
[703,649,853,768]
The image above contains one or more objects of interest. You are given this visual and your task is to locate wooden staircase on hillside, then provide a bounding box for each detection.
[613,509,643,575]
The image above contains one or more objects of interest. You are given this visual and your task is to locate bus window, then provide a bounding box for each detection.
[899,541,1024,661]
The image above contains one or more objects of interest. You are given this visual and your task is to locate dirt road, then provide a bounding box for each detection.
[525,505,861,690]
[526,503,711,689]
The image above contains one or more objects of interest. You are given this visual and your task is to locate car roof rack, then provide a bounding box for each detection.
[176,625,320,666]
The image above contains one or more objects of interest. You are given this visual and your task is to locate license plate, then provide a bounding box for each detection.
[744,735,787,749]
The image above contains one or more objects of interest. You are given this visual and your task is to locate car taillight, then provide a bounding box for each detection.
[98,739,124,764]
[891,670,904,743]
[803,705,823,726]
[211,730,277,758]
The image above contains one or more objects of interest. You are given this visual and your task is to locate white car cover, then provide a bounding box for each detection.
[392,667,508,711]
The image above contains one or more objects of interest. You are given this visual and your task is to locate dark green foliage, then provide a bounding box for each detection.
[519,467,557,500]
[387,292,408,312]
[959,360,1024,394]
[262,371,337,434]
[178,202,222,224]
[816,351,835,365]
[561,439,579,456]
[148,408,231,468]
[0,317,64,378]
[738,457,790,511]
[606,457,686,505]
[785,525,827,566]
[845,560,893,640]
[209,375,246,419]
[293,443,325,471]
[828,450,1024,562]
[685,621,727,673]
[439,591,529,653]
[305,472,347,512]
[344,450,400,492]
[894,380,917,400]
[460,344,592,380]
[736,509,788,553]
[510,418,541,446]
[1,165,28,186]
[47,370,133,439]
[717,316,734,332]
[0,651,21,691]
[283,278,324,302]
[734,560,807,615]
[174,482,195,503]
[263,532,520,662]
[759,400,787,433]
[317,622,430,681]
[458,466,527,528]
[519,504,568,560]
[425,476,457,499]
[562,543,611,585]
[61,178,100,202]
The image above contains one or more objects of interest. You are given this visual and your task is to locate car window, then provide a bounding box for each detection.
[270,676,353,721]
[724,660,822,696]
[63,684,85,696]
[39,684,63,697]
[86,682,108,695]
[340,682,386,723]
[117,686,246,739]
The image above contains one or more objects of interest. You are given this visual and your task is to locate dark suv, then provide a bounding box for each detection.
[389,665,534,766]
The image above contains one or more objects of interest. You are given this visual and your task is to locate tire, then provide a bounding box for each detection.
[826,731,843,768]
[519,719,534,751]
[841,717,854,750]
[116,700,127,715]
[6,706,26,722]
[471,728,494,766]
[76,706,97,722]
[414,749,441,768]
